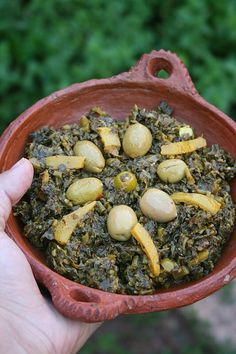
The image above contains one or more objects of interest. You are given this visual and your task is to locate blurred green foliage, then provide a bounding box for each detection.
[218,282,235,305]
[1,0,236,134]
[80,311,236,354]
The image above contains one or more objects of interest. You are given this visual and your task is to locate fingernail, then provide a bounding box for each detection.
[11,158,26,170]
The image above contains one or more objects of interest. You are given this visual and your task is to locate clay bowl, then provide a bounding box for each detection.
[0,50,236,323]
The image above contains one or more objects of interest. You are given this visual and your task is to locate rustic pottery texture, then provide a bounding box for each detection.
[0,50,235,323]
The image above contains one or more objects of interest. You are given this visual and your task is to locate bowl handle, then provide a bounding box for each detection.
[45,273,128,323]
[126,49,199,96]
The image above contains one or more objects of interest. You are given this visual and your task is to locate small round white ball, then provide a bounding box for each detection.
[107,205,138,241]
[140,188,177,222]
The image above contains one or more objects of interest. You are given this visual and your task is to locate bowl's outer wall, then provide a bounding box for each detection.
[0,50,236,322]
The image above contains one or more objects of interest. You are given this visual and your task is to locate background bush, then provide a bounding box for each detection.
[1,2,236,353]
[1,0,236,134]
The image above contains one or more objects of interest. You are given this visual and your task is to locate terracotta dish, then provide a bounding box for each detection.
[0,50,235,323]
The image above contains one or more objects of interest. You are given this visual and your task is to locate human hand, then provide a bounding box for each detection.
[0,158,100,354]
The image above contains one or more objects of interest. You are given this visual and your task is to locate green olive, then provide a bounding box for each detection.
[139,188,177,222]
[66,177,103,205]
[74,140,105,173]
[114,171,137,192]
[157,159,187,183]
[122,123,152,158]
[107,205,138,241]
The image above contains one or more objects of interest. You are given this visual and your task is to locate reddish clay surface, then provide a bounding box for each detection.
[0,50,235,323]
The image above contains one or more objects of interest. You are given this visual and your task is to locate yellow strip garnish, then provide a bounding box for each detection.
[131,223,160,276]
[45,155,85,169]
[171,192,221,215]
[97,127,121,156]
[161,137,207,155]
[53,201,96,245]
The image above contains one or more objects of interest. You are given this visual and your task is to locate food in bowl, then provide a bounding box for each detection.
[14,102,236,295]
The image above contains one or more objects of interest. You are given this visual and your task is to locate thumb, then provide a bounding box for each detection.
[0,158,34,231]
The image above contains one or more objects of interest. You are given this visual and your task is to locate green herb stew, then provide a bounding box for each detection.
[14,102,236,295]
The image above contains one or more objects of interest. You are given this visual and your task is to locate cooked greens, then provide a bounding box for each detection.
[14,103,236,295]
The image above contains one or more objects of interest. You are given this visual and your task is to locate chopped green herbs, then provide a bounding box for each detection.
[14,103,236,294]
